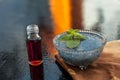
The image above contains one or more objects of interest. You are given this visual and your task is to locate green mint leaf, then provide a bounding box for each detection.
[67,28,79,34]
[59,28,87,48]
[60,34,73,41]
[74,29,79,33]
[74,33,87,40]
[66,40,80,48]
[66,30,71,34]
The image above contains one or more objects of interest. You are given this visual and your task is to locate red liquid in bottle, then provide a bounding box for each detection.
[26,39,44,80]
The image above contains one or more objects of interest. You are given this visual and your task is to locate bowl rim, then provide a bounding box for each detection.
[53,30,107,52]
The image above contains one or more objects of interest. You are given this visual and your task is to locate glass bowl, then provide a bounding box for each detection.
[53,30,106,70]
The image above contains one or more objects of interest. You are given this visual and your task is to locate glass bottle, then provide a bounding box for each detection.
[26,24,44,80]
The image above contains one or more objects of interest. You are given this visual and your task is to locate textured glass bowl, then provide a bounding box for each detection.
[53,30,106,70]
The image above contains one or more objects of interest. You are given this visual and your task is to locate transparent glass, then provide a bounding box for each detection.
[26,24,44,80]
[53,30,106,70]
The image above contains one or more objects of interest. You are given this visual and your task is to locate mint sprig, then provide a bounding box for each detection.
[66,40,80,49]
[60,29,87,48]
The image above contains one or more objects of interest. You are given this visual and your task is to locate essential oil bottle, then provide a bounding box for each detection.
[26,24,44,80]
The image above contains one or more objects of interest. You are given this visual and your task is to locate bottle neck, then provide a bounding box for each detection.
[27,33,41,40]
